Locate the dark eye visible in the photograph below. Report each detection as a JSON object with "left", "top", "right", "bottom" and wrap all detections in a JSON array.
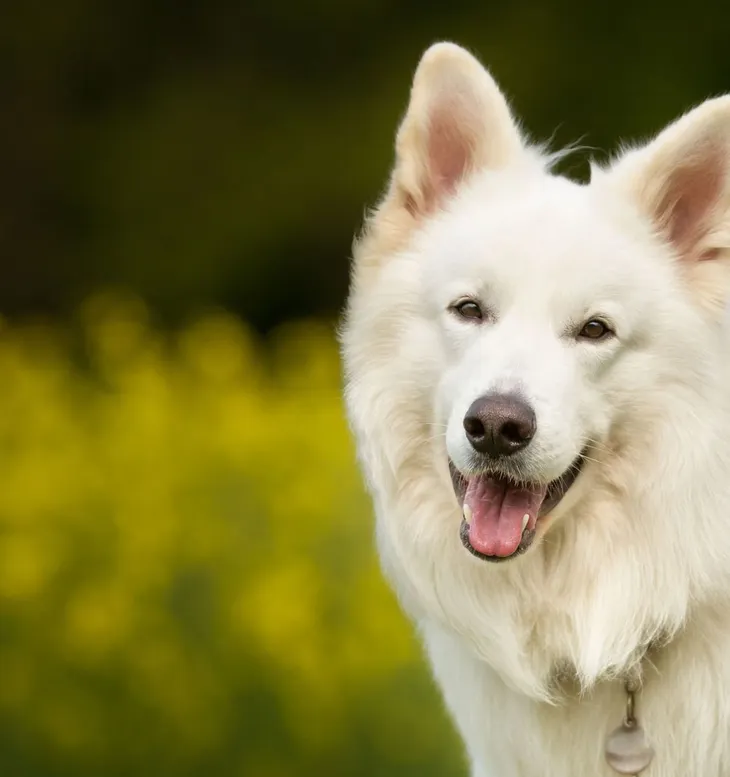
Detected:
[
  {"left": 578, "top": 319, "right": 612, "bottom": 341},
  {"left": 451, "top": 300, "right": 483, "bottom": 322}
]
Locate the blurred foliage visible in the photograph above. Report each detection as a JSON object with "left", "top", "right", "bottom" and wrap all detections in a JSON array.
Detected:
[
  {"left": 3, "top": 0, "right": 730, "bottom": 329},
  {"left": 0, "top": 293, "right": 462, "bottom": 777}
]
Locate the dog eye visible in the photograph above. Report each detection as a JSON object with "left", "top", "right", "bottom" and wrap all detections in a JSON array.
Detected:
[
  {"left": 451, "top": 300, "right": 483, "bottom": 322},
  {"left": 578, "top": 319, "right": 612, "bottom": 341}
]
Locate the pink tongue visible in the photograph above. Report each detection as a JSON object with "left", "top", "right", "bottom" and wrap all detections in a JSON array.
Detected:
[{"left": 464, "top": 476, "right": 548, "bottom": 558}]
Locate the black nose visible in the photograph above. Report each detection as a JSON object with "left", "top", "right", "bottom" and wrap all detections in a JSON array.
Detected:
[{"left": 463, "top": 393, "right": 536, "bottom": 457}]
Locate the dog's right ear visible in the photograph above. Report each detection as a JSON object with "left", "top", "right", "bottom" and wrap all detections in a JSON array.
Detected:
[{"left": 392, "top": 43, "right": 526, "bottom": 219}]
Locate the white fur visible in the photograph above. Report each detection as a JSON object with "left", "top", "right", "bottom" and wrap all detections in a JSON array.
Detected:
[{"left": 342, "top": 42, "right": 730, "bottom": 776}]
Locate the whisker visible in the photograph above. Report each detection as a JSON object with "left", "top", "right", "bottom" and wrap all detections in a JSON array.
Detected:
[{"left": 580, "top": 453, "right": 603, "bottom": 466}]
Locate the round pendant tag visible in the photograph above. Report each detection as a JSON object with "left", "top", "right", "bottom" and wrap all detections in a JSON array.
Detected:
[{"left": 604, "top": 721, "right": 655, "bottom": 775}]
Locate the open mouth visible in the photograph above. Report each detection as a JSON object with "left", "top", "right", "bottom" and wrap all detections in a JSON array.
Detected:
[{"left": 449, "top": 452, "right": 586, "bottom": 562}]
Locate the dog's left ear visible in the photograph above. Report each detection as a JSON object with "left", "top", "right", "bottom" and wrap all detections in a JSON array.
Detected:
[{"left": 605, "top": 97, "right": 730, "bottom": 307}]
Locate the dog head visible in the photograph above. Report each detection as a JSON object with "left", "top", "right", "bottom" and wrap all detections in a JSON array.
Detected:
[{"left": 343, "top": 43, "right": 730, "bottom": 563}]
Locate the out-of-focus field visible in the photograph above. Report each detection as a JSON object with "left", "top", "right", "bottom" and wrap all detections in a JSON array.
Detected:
[{"left": 0, "top": 292, "right": 462, "bottom": 777}]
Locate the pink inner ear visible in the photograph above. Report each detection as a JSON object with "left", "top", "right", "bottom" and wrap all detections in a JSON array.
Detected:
[
  {"left": 660, "top": 149, "right": 724, "bottom": 258},
  {"left": 425, "top": 104, "right": 473, "bottom": 209}
]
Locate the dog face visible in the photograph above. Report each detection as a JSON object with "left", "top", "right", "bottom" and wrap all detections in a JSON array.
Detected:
[
  {"left": 424, "top": 170, "right": 693, "bottom": 560},
  {"left": 344, "top": 43, "right": 730, "bottom": 562}
]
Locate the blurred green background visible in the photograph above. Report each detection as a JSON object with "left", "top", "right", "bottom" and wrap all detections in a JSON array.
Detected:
[{"left": 2, "top": 2, "right": 729, "bottom": 775}]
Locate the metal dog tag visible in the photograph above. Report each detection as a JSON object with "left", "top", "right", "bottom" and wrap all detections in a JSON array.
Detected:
[{"left": 605, "top": 719, "right": 654, "bottom": 775}]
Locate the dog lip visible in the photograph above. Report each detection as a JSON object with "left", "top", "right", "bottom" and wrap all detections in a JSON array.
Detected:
[
  {"left": 459, "top": 520, "right": 536, "bottom": 562},
  {"left": 449, "top": 449, "right": 587, "bottom": 560},
  {"left": 449, "top": 450, "right": 586, "bottom": 514},
  {"left": 538, "top": 451, "right": 586, "bottom": 516}
]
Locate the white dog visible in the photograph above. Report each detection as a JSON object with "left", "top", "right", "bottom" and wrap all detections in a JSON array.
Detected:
[{"left": 341, "top": 42, "right": 730, "bottom": 777}]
